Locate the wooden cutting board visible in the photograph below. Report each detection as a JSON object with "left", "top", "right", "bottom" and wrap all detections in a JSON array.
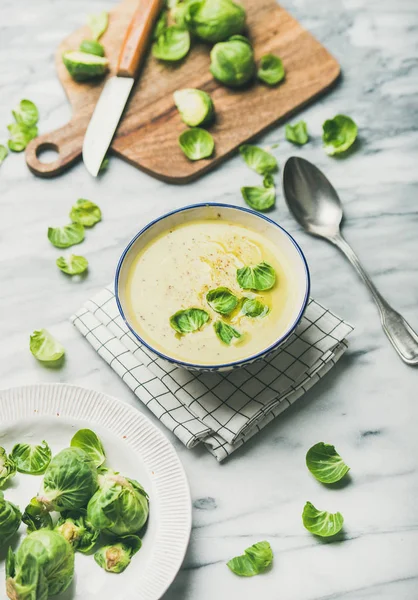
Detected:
[{"left": 26, "top": 0, "right": 339, "bottom": 183}]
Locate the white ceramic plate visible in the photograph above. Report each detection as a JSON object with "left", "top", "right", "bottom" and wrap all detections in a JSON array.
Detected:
[{"left": 0, "top": 384, "right": 191, "bottom": 600}]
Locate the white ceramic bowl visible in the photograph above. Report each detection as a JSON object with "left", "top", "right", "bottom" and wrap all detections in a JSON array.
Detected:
[{"left": 115, "top": 203, "right": 310, "bottom": 372}]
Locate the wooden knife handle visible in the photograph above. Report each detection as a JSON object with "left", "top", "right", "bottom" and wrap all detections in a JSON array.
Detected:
[{"left": 117, "top": 0, "right": 162, "bottom": 78}]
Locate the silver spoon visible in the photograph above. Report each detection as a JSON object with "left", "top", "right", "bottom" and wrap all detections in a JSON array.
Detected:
[{"left": 283, "top": 156, "right": 418, "bottom": 366}]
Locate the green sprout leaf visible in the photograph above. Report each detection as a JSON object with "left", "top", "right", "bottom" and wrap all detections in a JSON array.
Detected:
[
  {"left": 79, "top": 39, "right": 105, "bottom": 57},
  {"left": 154, "top": 10, "right": 168, "bottom": 39},
  {"left": 0, "top": 144, "right": 8, "bottom": 164},
  {"left": 322, "top": 114, "right": 358, "bottom": 155},
  {"left": 241, "top": 185, "right": 275, "bottom": 212},
  {"left": 179, "top": 128, "right": 215, "bottom": 161},
  {"left": 48, "top": 223, "right": 85, "bottom": 248},
  {"left": 30, "top": 329, "right": 65, "bottom": 363},
  {"left": 174, "top": 88, "right": 214, "bottom": 127},
  {"left": 152, "top": 26, "right": 191, "bottom": 61},
  {"left": 241, "top": 297, "right": 269, "bottom": 318},
  {"left": 99, "top": 156, "right": 110, "bottom": 172},
  {"left": 227, "top": 541, "right": 273, "bottom": 576},
  {"left": 71, "top": 429, "right": 106, "bottom": 468},
  {"left": 88, "top": 11, "right": 109, "bottom": 40},
  {"left": 302, "top": 501, "right": 344, "bottom": 537},
  {"left": 184, "top": 0, "right": 246, "bottom": 43},
  {"left": 257, "top": 54, "right": 285, "bottom": 86},
  {"left": 56, "top": 255, "right": 88, "bottom": 276},
  {"left": 70, "top": 198, "right": 102, "bottom": 227},
  {"left": 210, "top": 36, "right": 255, "bottom": 88},
  {"left": 206, "top": 287, "right": 238, "bottom": 315},
  {"left": 170, "top": 308, "right": 210, "bottom": 334},
  {"left": 94, "top": 535, "right": 142, "bottom": 573},
  {"left": 56, "top": 509, "right": 100, "bottom": 553},
  {"left": 0, "top": 491, "right": 22, "bottom": 546},
  {"left": 22, "top": 497, "right": 54, "bottom": 533},
  {"left": 7, "top": 122, "right": 38, "bottom": 152},
  {"left": 285, "top": 121, "right": 309, "bottom": 145},
  {"left": 306, "top": 442, "right": 350, "bottom": 484},
  {"left": 239, "top": 144, "right": 278, "bottom": 175},
  {"left": 263, "top": 173, "right": 274, "bottom": 188},
  {"left": 0, "top": 448, "right": 16, "bottom": 488},
  {"left": 11, "top": 441, "right": 52, "bottom": 475},
  {"left": 12, "top": 99, "right": 39, "bottom": 127},
  {"left": 214, "top": 320, "right": 241, "bottom": 345},
  {"left": 237, "top": 262, "right": 276, "bottom": 291}
]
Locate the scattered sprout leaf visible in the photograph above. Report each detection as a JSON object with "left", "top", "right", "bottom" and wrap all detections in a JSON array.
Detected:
[
  {"left": 88, "top": 11, "right": 109, "bottom": 40},
  {"left": 70, "top": 198, "right": 102, "bottom": 227},
  {"left": 241, "top": 185, "right": 275, "bottom": 212},
  {"left": 239, "top": 144, "right": 277, "bottom": 175},
  {"left": 322, "top": 114, "right": 358, "bottom": 155},
  {"left": 48, "top": 223, "right": 85, "bottom": 248},
  {"left": 71, "top": 429, "right": 106, "bottom": 468},
  {"left": 30, "top": 329, "right": 65, "bottom": 363},
  {"left": 227, "top": 541, "right": 273, "bottom": 576},
  {"left": 179, "top": 128, "right": 214, "bottom": 160},
  {"left": 0, "top": 144, "right": 8, "bottom": 164},
  {"left": 12, "top": 99, "right": 39, "bottom": 127},
  {"left": 306, "top": 442, "right": 350, "bottom": 484},
  {"left": 7, "top": 122, "right": 38, "bottom": 152},
  {"left": 302, "top": 501, "right": 344, "bottom": 537},
  {"left": 285, "top": 120, "right": 309, "bottom": 145},
  {"left": 11, "top": 441, "right": 52, "bottom": 475},
  {"left": 56, "top": 255, "right": 88, "bottom": 276}
]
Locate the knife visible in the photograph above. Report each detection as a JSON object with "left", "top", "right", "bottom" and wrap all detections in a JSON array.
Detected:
[{"left": 83, "top": 0, "right": 162, "bottom": 176}]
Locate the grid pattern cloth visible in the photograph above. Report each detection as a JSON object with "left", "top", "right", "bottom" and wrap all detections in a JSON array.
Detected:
[{"left": 71, "top": 286, "right": 353, "bottom": 461}]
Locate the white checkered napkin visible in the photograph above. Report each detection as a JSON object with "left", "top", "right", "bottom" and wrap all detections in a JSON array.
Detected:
[{"left": 71, "top": 286, "right": 353, "bottom": 462}]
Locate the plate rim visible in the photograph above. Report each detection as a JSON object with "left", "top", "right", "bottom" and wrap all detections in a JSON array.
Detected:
[{"left": 0, "top": 382, "right": 192, "bottom": 600}]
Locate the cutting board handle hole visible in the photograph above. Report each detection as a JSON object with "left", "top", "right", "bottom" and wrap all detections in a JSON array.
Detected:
[{"left": 36, "top": 143, "right": 60, "bottom": 164}]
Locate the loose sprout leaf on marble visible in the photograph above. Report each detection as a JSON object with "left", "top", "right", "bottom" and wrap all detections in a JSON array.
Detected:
[
  {"left": 213, "top": 320, "right": 241, "bottom": 345},
  {"left": 241, "top": 297, "right": 269, "bottom": 318},
  {"left": 0, "top": 144, "right": 8, "bottom": 164},
  {"left": 79, "top": 39, "right": 105, "bottom": 57},
  {"left": 302, "top": 501, "right": 344, "bottom": 537},
  {"left": 0, "top": 491, "right": 22, "bottom": 547},
  {"left": 48, "top": 223, "right": 85, "bottom": 248},
  {"left": 210, "top": 36, "right": 255, "bottom": 88},
  {"left": 206, "top": 287, "right": 238, "bottom": 315},
  {"left": 306, "top": 442, "right": 350, "bottom": 484},
  {"left": 184, "top": 0, "right": 246, "bottom": 43},
  {"left": 178, "top": 128, "right": 215, "bottom": 161},
  {"left": 237, "top": 262, "right": 276, "bottom": 291},
  {"left": 0, "top": 448, "right": 16, "bottom": 488},
  {"left": 94, "top": 535, "right": 142, "bottom": 573},
  {"left": 170, "top": 308, "right": 210, "bottom": 334},
  {"left": 263, "top": 174, "right": 275, "bottom": 188},
  {"left": 241, "top": 185, "right": 275, "bottom": 212},
  {"left": 71, "top": 429, "right": 106, "bottom": 468},
  {"left": 239, "top": 144, "right": 278, "bottom": 175},
  {"left": 285, "top": 120, "right": 309, "bottom": 145},
  {"left": 7, "top": 122, "right": 38, "bottom": 152},
  {"left": 70, "top": 199, "right": 102, "bottom": 227},
  {"left": 88, "top": 11, "right": 109, "bottom": 40},
  {"left": 227, "top": 541, "right": 273, "bottom": 576},
  {"left": 56, "top": 255, "right": 88, "bottom": 276},
  {"left": 257, "top": 54, "right": 285, "bottom": 86},
  {"left": 173, "top": 88, "right": 214, "bottom": 127},
  {"left": 152, "top": 26, "right": 191, "bottom": 61},
  {"left": 11, "top": 441, "right": 52, "bottom": 475},
  {"left": 12, "top": 99, "right": 39, "bottom": 127},
  {"left": 30, "top": 329, "right": 65, "bottom": 363},
  {"left": 22, "top": 497, "right": 53, "bottom": 533},
  {"left": 322, "top": 114, "right": 358, "bottom": 155}
]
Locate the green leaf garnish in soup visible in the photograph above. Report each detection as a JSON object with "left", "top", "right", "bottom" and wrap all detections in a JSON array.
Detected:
[
  {"left": 173, "top": 88, "right": 214, "bottom": 127},
  {"left": 30, "top": 329, "right": 65, "bottom": 363},
  {"left": 88, "top": 11, "right": 109, "bottom": 40},
  {"left": 257, "top": 54, "right": 285, "bottom": 86},
  {"left": 22, "top": 497, "right": 53, "bottom": 533},
  {"left": 56, "top": 255, "right": 88, "bottom": 276},
  {"left": 152, "top": 26, "right": 191, "bottom": 61},
  {"left": 206, "top": 287, "right": 238, "bottom": 315},
  {"left": 285, "top": 120, "right": 309, "bottom": 145},
  {"left": 48, "top": 223, "right": 85, "bottom": 248},
  {"left": 241, "top": 185, "right": 275, "bottom": 212},
  {"left": 170, "top": 308, "right": 210, "bottom": 334},
  {"left": 0, "top": 448, "right": 16, "bottom": 487},
  {"left": 306, "top": 442, "right": 350, "bottom": 484},
  {"left": 71, "top": 429, "right": 106, "bottom": 468},
  {"left": 12, "top": 99, "right": 39, "bottom": 127},
  {"left": 322, "top": 114, "right": 358, "bottom": 156},
  {"left": 241, "top": 297, "right": 269, "bottom": 318},
  {"left": 79, "top": 39, "right": 105, "bottom": 57},
  {"left": 302, "top": 501, "right": 344, "bottom": 537},
  {"left": 11, "top": 441, "right": 52, "bottom": 475},
  {"left": 70, "top": 199, "right": 102, "bottom": 227},
  {"left": 179, "top": 128, "right": 215, "bottom": 161},
  {"left": 227, "top": 541, "right": 273, "bottom": 576},
  {"left": 0, "top": 144, "right": 8, "bottom": 164},
  {"left": 237, "top": 262, "right": 276, "bottom": 291},
  {"left": 239, "top": 144, "right": 278, "bottom": 175},
  {"left": 214, "top": 320, "right": 241, "bottom": 345}
]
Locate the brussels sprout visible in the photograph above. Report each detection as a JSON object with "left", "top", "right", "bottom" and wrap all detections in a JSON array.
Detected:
[
  {"left": 22, "top": 498, "right": 53, "bottom": 533},
  {"left": 178, "top": 128, "right": 215, "bottom": 160},
  {"left": 210, "top": 36, "right": 255, "bottom": 87},
  {"left": 184, "top": 0, "right": 246, "bottom": 43},
  {"left": 87, "top": 470, "right": 149, "bottom": 536},
  {"left": 152, "top": 26, "right": 191, "bottom": 62},
  {"left": 174, "top": 89, "right": 214, "bottom": 127},
  {"left": 79, "top": 39, "right": 105, "bottom": 57},
  {"left": 6, "top": 530, "right": 75, "bottom": 599},
  {"left": 56, "top": 509, "right": 99, "bottom": 553},
  {"left": 38, "top": 447, "right": 98, "bottom": 512},
  {"left": 0, "top": 447, "right": 16, "bottom": 487},
  {"left": 94, "top": 535, "right": 142, "bottom": 573},
  {"left": 62, "top": 51, "right": 109, "bottom": 81},
  {"left": 0, "top": 491, "right": 21, "bottom": 546}
]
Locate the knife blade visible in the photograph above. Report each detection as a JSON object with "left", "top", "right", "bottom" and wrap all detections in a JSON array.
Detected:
[{"left": 83, "top": 0, "right": 162, "bottom": 176}]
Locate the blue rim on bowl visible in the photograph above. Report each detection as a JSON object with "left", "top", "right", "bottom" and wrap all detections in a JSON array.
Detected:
[{"left": 115, "top": 203, "right": 311, "bottom": 371}]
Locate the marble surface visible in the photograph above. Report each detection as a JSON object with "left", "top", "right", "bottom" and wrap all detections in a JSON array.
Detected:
[{"left": 1, "top": 0, "right": 418, "bottom": 598}]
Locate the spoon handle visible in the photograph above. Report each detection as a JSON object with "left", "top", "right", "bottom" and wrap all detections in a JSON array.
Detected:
[{"left": 330, "top": 232, "right": 418, "bottom": 365}]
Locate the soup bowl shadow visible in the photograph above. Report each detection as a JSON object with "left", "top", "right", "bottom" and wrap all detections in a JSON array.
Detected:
[{"left": 115, "top": 203, "right": 310, "bottom": 373}]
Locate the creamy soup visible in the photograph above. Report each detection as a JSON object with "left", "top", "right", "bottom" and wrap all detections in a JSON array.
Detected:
[{"left": 125, "top": 219, "right": 300, "bottom": 365}]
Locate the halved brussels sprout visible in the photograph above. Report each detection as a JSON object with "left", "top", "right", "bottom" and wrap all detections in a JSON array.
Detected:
[
  {"left": 87, "top": 470, "right": 149, "bottom": 536},
  {"left": 0, "top": 491, "right": 21, "bottom": 547},
  {"left": 210, "top": 35, "right": 255, "bottom": 87},
  {"left": 152, "top": 26, "right": 191, "bottom": 62},
  {"left": 0, "top": 447, "right": 16, "bottom": 487},
  {"left": 173, "top": 89, "right": 214, "bottom": 127},
  {"left": 62, "top": 51, "right": 109, "bottom": 81},
  {"left": 6, "top": 530, "right": 75, "bottom": 599},
  {"left": 94, "top": 535, "right": 142, "bottom": 573},
  {"left": 55, "top": 509, "right": 99, "bottom": 553},
  {"left": 184, "top": 0, "right": 246, "bottom": 43}
]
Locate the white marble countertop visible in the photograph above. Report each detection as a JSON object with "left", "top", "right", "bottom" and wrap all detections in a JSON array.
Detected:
[{"left": 1, "top": 0, "right": 418, "bottom": 598}]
